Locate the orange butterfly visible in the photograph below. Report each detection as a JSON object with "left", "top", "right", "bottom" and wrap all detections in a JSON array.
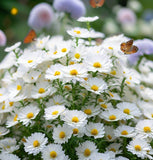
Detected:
[
  {"left": 120, "top": 39, "right": 138, "bottom": 54},
  {"left": 24, "top": 29, "right": 36, "bottom": 43},
  {"left": 90, "top": 0, "right": 105, "bottom": 8}
]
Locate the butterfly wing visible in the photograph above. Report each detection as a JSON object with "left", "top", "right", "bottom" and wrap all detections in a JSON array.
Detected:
[
  {"left": 24, "top": 29, "right": 36, "bottom": 43},
  {"left": 124, "top": 45, "right": 138, "bottom": 54},
  {"left": 120, "top": 39, "right": 134, "bottom": 53},
  {"left": 90, "top": 0, "right": 105, "bottom": 8}
]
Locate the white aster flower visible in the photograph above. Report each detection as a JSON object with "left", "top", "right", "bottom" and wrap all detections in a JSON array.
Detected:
[
  {"left": 77, "top": 16, "right": 99, "bottom": 22},
  {"left": 127, "top": 138, "right": 151, "bottom": 159},
  {"left": 18, "top": 104, "right": 40, "bottom": 126},
  {"left": 52, "top": 124, "right": 73, "bottom": 144},
  {"left": 135, "top": 120, "right": 153, "bottom": 139},
  {"left": 116, "top": 102, "right": 142, "bottom": 120},
  {"left": 114, "top": 125, "right": 136, "bottom": 138},
  {"left": 45, "top": 95, "right": 65, "bottom": 106},
  {"left": 61, "top": 110, "right": 87, "bottom": 128},
  {"left": 24, "top": 132, "right": 48, "bottom": 155},
  {"left": 0, "top": 153, "right": 20, "bottom": 160},
  {"left": 89, "top": 152, "right": 111, "bottom": 160},
  {"left": 4, "top": 42, "right": 21, "bottom": 52},
  {"left": 84, "top": 51, "right": 112, "bottom": 73},
  {"left": 76, "top": 141, "right": 98, "bottom": 160},
  {"left": 6, "top": 110, "right": 19, "bottom": 128},
  {"left": 30, "top": 81, "right": 56, "bottom": 99},
  {"left": 99, "top": 108, "right": 123, "bottom": 122},
  {"left": 44, "top": 105, "right": 65, "bottom": 120},
  {"left": 107, "top": 143, "right": 122, "bottom": 154},
  {"left": 0, "top": 138, "right": 19, "bottom": 153},
  {"left": 105, "top": 126, "right": 116, "bottom": 142},
  {"left": 138, "top": 86, "right": 153, "bottom": 101},
  {"left": 34, "top": 36, "right": 50, "bottom": 49},
  {"left": 0, "top": 127, "right": 9, "bottom": 136},
  {"left": 41, "top": 144, "right": 66, "bottom": 160},
  {"left": 85, "top": 122, "right": 105, "bottom": 139},
  {"left": 45, "top": 64, "right": 64, "bottom": 80},
  {"left": 82, "top": 104, "right": 101, "bottom": 118},
  {"left": 71, "top": 126, "right": 85, "bottom": 137},
  {"left": 0, "top": 88, "right": 8, "bottom": 103},
  {"left": 81, "top": 77, "right": 108, "bottom": 94}
]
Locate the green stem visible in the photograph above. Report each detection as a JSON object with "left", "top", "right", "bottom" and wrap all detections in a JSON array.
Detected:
[{"left": 120, "top": 77, "right": 126, "bottom": 97}]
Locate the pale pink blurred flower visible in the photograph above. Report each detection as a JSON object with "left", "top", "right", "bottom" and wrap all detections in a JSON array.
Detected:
[
  {"left": 117, "top": 8, "right": 136, "bottom": 25},
  {"left": 0, "top": 30, "right": 6, "bottom": 46},
  {"left": 28, "top": 3, "right": 54, "bottom": 30}
]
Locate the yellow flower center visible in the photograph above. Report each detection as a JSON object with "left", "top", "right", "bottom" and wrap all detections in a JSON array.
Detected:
[
  {"left": 21, "top": 138, "right": 26, "bottom": 142},
  {"left": 110, "top": 70, "right": 116, "bottom": 75},
  {"left": 129, "top": 76, "right": 132, "bottom": 80},
  {"left": 98, "top": 98, "right": 104, "bottom": 102},
  {"left": 61, "top": 48, "right": 67, "bottom": 52},
  {"left": 91, "top": 85, "right": 99, "bottom": 91},
  {"left": 108, "top": 47, "right": 113, "bottom": 49},
  {"left": 74, "top": 30, "right": 81, "bottom": 34},
  {"left": 121, "top": 130, "right": 128, "bottom": 135},
  {"left": 2, "top": 105, "right": 5, "bottom": 110},
  {"left": 53, "top": 51, "right": 58, "bottom": 54},
  {"left": 9, "top": 102, "right": 14, "bottom": 106},
  {"left": 38, "top": 88, "right": 45, "bottom": 94},
  {"left": 110, "top": 148, "right": 116, "bottom": 152},
  {"left": 143, "top": 126, "right": 151, "bottom": 133},
  {"left": 91, "top": 129, "right": 98, "bottom": 135},
  {"left": 54, "top": 71, "right": 61, "bottom": 76},
  {"left": 74, "top": 53, "right": 80, "bottom": 59},
  {"left": 109, "top": 92, "right": 114, "bottom": 97},
  {"left": 84, "top": 109, "right": 92, "bottom": 115},
  {"left": 73, "top": 128, "right": 79, "bottom": 134},
  {"left": 109, "top": 115, "right": 116, "bottom": 120},
  {"left": 107, "top": 135, "right": 112, "bottom": 140},
  {"left": 10, "top": 7, "right": 18, "bottom": 15},
  {"left": 125, "top": 80, "right": 131, "bottom": 85},
  {"left": 100, "top": 104, "right": 107, "bottom": 109},
  {"left": 93, "top": 62, "right": 101, "bottom": 68},
  {"left": 27, "top": 60, "right": 33, "bottom": 63},
  {"left": 70, "top": 69, "right": 78, "bottom": 76},
  {"left": 27, "top": 112, "right": 34, "bottom": 119},
  {"left": 13, "top": 114, "right": 18, "bottom": 121},
  {"left": 50, "top": 151, "right": 57, "bottom": 158},
  {"left": 17, "top": 85, "right": 22, "bottom": 90},
  {"left": 59, "top": 131, "right": 65, "bottom": 139},
  {"left": 33, "top": 140, "right": 40, "bottom": 147},
  {"left": 0, "top": 93, "right": 2, "bottom": 96},
  {"left": 69, "top": 61, "right": 75, "bottom": 65},
  {"left": 134, "top": 145, "right": 141, "bottom": 151},
  {"left": 52, "top": 111, "right": 59, "bottom": 115},
  {"left": 123, "top": 108, "right": 130, "bottom": 115},
  {"left": 84, "top": 148, "right": 91, "bottom": 157},
  {"left": 72, "top": 116, "right": 79, "bottom": 123}
]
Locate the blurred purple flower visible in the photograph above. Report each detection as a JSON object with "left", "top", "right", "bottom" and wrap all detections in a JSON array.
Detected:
[
  {"left": 143, "top": 10, "right": 153, "bottom": 22},
  {"left": 28, "top": 3, "right": 54, "bottom": 30},
  {"left": 0, "top": 30, "right": 7, "bottom": 46},
  {"left": 117, "top": 8, "right": 136, "bottom": 25},
  {"left": 53, "top": 0, "right": 86, "bottom": 19},
  {"left": 128, "top": 39, "right": 153, "bottom": 65}
]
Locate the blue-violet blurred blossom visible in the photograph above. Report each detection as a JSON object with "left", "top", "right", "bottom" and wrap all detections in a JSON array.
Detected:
[
  {"left": 28, "top": 3, "right": 54, "bottom": 30},
  {"left": 53, "top": 0, "right": 86, "bottom": 19},
  {"left": 0, "top": 30, "right": 6, "bottom": 46},
  {"left": 128, "top": 39, "right": 153, "bottom": 65}
]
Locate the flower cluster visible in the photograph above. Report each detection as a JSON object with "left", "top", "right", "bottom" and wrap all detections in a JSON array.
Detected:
[{"left": 0, "top": 17, "right": 153, "bottom": 160}]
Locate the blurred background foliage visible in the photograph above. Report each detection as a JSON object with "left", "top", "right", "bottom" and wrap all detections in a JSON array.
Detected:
[{"left": 0, "top": 0, "right": 153, "bottom": 60}]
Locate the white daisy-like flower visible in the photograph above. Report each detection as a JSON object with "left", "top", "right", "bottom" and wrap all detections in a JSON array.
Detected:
[
  {"left": 46, "top": 95, "right": 65, "bottom": 106},
  {"left": 6, "top": 110, "right": 19, "bottom": 128},
  {"left": 4, "top": 42, "right": 21, "bottom": 52},
  {"left": 71, "top": 126, "right": 85, "bottom": 137},
  {"left": 0, "top": 153, "right": 20, "bottom": 160},
  {"left": 0, "top": 88, "right": 8, "bottom": 103},
  {"left": 84, "top": 51, "right": 112, "bottom": 73},
  {"left": 81, "top": 77, "right": 108, "bottom": 94},
  {"left": 30, "top": 81, "right": 56, "bottom": 99},
  {"left": 61, "top": 110, "right": 87, "bottom": 128},
  {"left": 0, "top": 101, "right": 13, "bottom": 113},
  {"left": 89, "top": 152, "right": 111, "bottom": 160},
  {"left": 24, "top": 132, "right": 48, "bottom": 155},
  {"left": 116, "top": 156, "right": 129, "bottom": 160},
  {"left": 76, "top": 141, "right": 98, "bottom": 160},
  {"left": 114, "top": 125, "right": 136, "bottom": 138},
  {"left": 34, "top": 36, "right": 50, "bottom": 49},
  {"left": 116, "top": 102, "right": 142, "bottom": 120},
  {"left": 85, "top": 122, "right": 105, "bottom": 139},
  {"left": 135, "top": 120, "right": 153, "bottom": 139},
  {"left": 106, "top": 143, "right": 122, "bottom": 154},
  {"left": 44, "top": 105, "right": 65, "bottom": 120},
  {"left": 82, "top": 104, "right": 101, "bottom": 118},
  {"left": 45, "top": 64, "right": 64, "bottom": 80},
  {"left": 41, "top": 143, "right": 67, "bottom": 160},
  {"left": 99, "top": 108, "right": 123, "bottom": 122},
  {"left": 127, "top": 138, "right": 151, "bottom": 159},
  {"left": 99, "top": 102, "right": 114, "bottom": 110},
  {"left": 0, "top": 138, "right": 19, "bottom": 153},
  {"left": 77, "top": 16, "right": 99, "bottom": 22},
  {"left": 88, "top": 29, "right": 105, "bottom": 38},
  {"left": 18, "top": 104, "right": 40, "bottom": 126},
  {"left": 138, "top": 86, "right": 153, "bottom": 101},
  {"left": 52, "top": 124, "right": 73, "bottom": 144},
  {"left": 105, "top": 126, "right": 116, "bottom": 142},
  {"left": 62, "top": 63, "right": 88, "bottom": 81},
  {"left": 0, "top": 127, "right": 9, "bottom": 136}
]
